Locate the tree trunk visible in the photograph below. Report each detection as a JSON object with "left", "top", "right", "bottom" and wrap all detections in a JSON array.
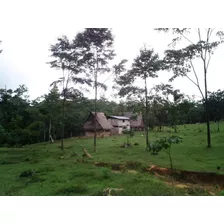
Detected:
[
  {"left": 82, "top": 148, "right": 92, "bottom": 158},
  {"left": 94, "top": 54, "right": 98, "bottom": 152},
  {"left": 217, "top": 120, "right": 220, "bottom": 132},
  {"left": 168, "top": 149, "right": 174, "bottom": 187},
  {"left": 61, "top": 97, "right": 65, "bottom": 151},
  {"left": 187, "top": 112, "right": 190, "bottom": 124},
  {"left": 43, "top": 127, "right": 46, "bottom": 142},
  {"left": 204, "top": 60, "right": 211, "bottom": 148},
  {"left": 144, "top": 76, "right": 149, "bottom": 149},
  {"left": 49, "top": 117, "right": 54, "bottom": 143}
]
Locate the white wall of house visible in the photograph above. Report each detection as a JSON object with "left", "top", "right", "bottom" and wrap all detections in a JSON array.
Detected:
[
  {"left": 108, "top": 118, "right": 130, "bottom": 130},
  {"left": 111, "top": 127, "right": 123, "bottom": 135}
]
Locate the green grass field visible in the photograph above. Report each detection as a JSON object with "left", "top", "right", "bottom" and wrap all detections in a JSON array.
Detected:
[{"left": 1, "top": 122, "right": 224, "bottom": 196}]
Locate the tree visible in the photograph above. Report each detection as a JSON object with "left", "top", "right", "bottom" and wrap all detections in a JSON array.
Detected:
[
  {"left": 75, "top": 28, "right": 115, "bottom": 152},
  {"left": 149, "top": 94, "right": 169, "bottom": 131},
  {"left": 147, "top": 135, "right": 183, "bottom": 186},
  {"left": 48, "top": 35, "right": 92, "bottom": 151},
  {"left": 152, "top": 84, "right": 184, "bottom": 132},
  {"left": 122, "top": 129, "right": 135, "bottom": 147},
  {"left": 42, "top": 84, "right": 61, "bottom": 143},
  {"left": 207, "top": 89, "right": 224, "bottom": 132},
  {"left": 157, "top": 28, "right": 224, "bottom": 148},
  {"left": 0, "top": 85, "right": 34, "bottom": 146},
  {"left": 178, "top": 98, "right": 196, "bottom": 124},
  {"left": 115, "top": 47, "right": 162, "bottom": 149}
]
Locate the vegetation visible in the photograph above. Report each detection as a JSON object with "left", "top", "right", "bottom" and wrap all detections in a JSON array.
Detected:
[
  {"left": 1, "top": 84, "right": 224, "bottom": 148},
  {"left": 0, "top": 123, "right": 224, "bottom": 196},
  {"left": 1, "top": 28, "right": 224, "bottom": 196},
  {"left": 122, "top": 129, "right": 135, "bottom": 147},
  {"left": 147, "top": 135, "right": 183, "bottom": 186},
  {"left": 75, "top": 28, "right": 115, "bottom": 152},
  {"left": 114, "top": 47, "right": 163, "bottom": 148},
  {"left": 48, "top": 35, "right": 93, "bottom": 151},
  {"left": 158, "top": 28, "right": 224, "bottom": 148}
]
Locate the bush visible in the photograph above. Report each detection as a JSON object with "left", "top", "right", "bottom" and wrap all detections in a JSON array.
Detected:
[
  {"left": 19, "top": 169, "right": 36, "bottom": 178},
  {"left": 101, "top": 168, "right": 111, "bottom": 179}
]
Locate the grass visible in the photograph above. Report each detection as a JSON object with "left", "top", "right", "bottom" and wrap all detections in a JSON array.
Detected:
[{"left": 0, "top": 122, "right": 224, "bottom": 196}]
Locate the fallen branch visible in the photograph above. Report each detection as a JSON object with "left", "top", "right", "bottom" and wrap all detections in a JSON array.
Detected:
[{"left": 82, "top": 148, "right": 92, "bottom": 158}]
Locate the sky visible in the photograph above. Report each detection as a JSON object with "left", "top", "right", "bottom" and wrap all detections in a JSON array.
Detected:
[{"left": 1, "top": 0, "right": 224, "bottom": 102}]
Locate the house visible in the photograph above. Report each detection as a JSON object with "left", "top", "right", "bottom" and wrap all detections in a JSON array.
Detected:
[
  {"left": 107, "top": 116, "right": 130, "bottom": 135},
  {"left": 123, "top": 112, "right": 145, "bottom": 131},
  {"left": 83, "top": 112, "right": 113, "bottom": 137}
]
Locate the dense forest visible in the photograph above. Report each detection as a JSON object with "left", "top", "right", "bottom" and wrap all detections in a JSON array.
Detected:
[{"left": 0, "top": 83, "right": 224, "bottom": 147}]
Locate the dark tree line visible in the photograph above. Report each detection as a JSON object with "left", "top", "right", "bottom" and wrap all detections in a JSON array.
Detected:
[
  {"left": 0, "top": 84, "right": 125, "bottom": 147},
  {"left": 1, "top": 83, "right": 223, "bottom": 147}
]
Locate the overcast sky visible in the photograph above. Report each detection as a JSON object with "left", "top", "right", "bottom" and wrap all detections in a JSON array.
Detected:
[{"left": 1, "top": 0, "right": 224, "bottom": 102}]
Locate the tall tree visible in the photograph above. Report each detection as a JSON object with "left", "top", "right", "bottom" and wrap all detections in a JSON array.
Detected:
[
  {"left": 75, "top": 28, "right": 115, "bottom": 152},
  {"left": 49, "top": 35, "right": 92, "bottom": 151},
  {"left": 42, "top": 84, "right": 61, "bottom": 143},
  {"left": 115, "top": 47, "right": 162, "bottom": 148},
  {"left": 157, "top": 28, "right": 224, "bottom": 148}
]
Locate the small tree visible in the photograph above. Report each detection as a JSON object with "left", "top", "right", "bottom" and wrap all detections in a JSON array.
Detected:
[
  {"left": 122, "top": 129, "right": 135, "bottom": 147},
  {"left": 147, "top": 136, "right": 182, "bottom": 185}
]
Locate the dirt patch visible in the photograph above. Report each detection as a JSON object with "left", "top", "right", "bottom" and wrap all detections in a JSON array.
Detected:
[
  {"left": 93, "top": 161, "right": 224, "bottom": 190},
  {"left": 94, "top": 162, "right": 125, "bottom": 171},
  {"left": 147, "top": 165, "right": 224, "bottom": 187}
]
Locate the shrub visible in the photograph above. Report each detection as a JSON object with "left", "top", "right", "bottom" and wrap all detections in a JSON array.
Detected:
[{"left": 19, "top": 169, "right": 36, "bottom": 178}]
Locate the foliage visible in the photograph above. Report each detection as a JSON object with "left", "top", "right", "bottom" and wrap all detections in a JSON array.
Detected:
[
  {"left": 158, "top": 28, "right": 224, "bottom": 148},
  {"left": 114, "top": 47, "right": 163, "bottom": 148},
  {"left": 122, "top": 129, "right": 135, "bottom": 145},
  {"left": 75, "top": 28, "right": 115, "bottom": 152},
  {"left": 0, "top": 127, "right": 222, "bottom": 196},
  {"left": 207, "top": 89, "right": 224, "bottom": 131},
  {"left": 48, "top": 34, "right": 95, "bottom": 150},
  {"left": 147, "top": 135, "right": 183, "bottom": 186},
  {"left": 147, "top": 136, "right": 182, "bottom": 155}
]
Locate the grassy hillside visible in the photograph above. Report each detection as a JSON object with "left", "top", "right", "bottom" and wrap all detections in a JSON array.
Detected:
[{"left": 0, "top": 122, "right": 224, "bottom": 196}]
